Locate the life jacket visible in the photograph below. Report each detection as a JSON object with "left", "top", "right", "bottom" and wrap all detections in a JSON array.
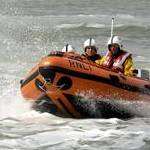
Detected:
[{"left": 102, "top": 50, "right": 131, "bottom": 73}]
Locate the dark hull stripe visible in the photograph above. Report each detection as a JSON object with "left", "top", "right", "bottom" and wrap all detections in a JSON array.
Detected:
[
  {"left": 37, "top": 94, "right": 51, "bottom": 101},
  {"left": 47, "top": 66, "right": 150, "bottom": 95},
  {"left": 57, "top": 98, "right": 75, "bottom": 118},
  {"left": 36, "top": 94, "right": 76, "bottom": 117},
  {"left": 21, "top": 66, "right": 150, "bottom": 95},
  {"left": 20, "top": 70, "right": 39, "bottom": 88}
]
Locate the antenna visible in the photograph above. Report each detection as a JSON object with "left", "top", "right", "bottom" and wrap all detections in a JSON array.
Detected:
[
  {"left": 66, "top": 44, "right": 69, "bottom": 52},
  {"left": 111, "top": 18, "right": 114, "bottom": 38}
]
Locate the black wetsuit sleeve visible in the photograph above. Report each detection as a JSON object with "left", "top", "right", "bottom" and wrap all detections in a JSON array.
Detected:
[
  {"left": 81, "top": 53, "right": 101, "bottom": 62},
  {"left": 89, "top": 54, "right": 101, "bottom": 62}
]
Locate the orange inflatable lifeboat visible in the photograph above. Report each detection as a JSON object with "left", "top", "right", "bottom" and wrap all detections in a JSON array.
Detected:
[{"left": 20, "top": 51, "right": 150, "bottom": 118}]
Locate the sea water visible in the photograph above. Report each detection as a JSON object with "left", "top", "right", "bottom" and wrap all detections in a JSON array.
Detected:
[{"left": 0, "top": 0, "right": 150, "bottom": 149}]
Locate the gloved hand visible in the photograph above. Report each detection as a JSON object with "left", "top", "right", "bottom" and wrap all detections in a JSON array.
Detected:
[
  {"left": 133, "top": 69, "right": 138, "bottom": 76},
  {"left": 133, "top": 69, "right": 138, "bottom": 74}
]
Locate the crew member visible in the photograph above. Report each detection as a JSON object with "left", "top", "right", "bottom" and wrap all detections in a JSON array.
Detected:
[
  {"left": 96, "top": 36, "right": 135, "bottom": 76},
  {"left": 82, "top": 38, "right": 101, "bottom": 62}
]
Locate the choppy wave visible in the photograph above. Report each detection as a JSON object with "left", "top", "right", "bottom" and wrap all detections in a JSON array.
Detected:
[
  {"left": 0, "top": 113, "right": 121, "bottom": 149},
  {"left": 56, "top": 23, "right": 107, "bottom": 29},
  {"left": 0, "top": 113, "right": 150, "bottom": 150},
  {"left": 56, "top": 22, "right": 150, "bottom": 32}
]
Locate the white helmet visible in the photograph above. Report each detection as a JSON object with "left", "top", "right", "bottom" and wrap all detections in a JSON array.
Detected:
[
  {"left": 107, "top": 36, "right": 122, "bottom": 47},
  {"left": 62, "top": 44, "right": 75, "bottom": 53},
  {"left": 84, "top": 38, "right": 96, "bottom": 48}
]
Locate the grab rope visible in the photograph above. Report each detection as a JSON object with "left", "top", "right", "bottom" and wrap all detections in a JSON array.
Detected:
[{"left": 38, "top": 76, "right": 65, "bottom": 93}]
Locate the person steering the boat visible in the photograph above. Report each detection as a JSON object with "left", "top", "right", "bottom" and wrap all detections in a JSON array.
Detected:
[
  {"left": 96, "top": 36, "right": 135, "bottom": 76},
  {"left": 62, "top": 44, "right": 77, "bottom": 54},
  {"left": 82, "top": 38, "right": 101, "bottom": 62}
]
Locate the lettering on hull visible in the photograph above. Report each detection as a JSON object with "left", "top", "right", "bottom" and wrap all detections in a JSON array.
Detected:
[{"left": 69, "top": 60, "right": 92, "bottom": 71}]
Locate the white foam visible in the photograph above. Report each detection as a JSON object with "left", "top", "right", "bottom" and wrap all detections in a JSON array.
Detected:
[
  {"left": 56, "top": 23, "right": 84, "bottom": 29},
  {"left": 0, "top": 88, "right": 32, "bottom": 120},
  {"left": 116, "top": 14, "right": 135, "bottom": 19},
  {"left": 85, "top": 23, "right": 106, "bottom": 28},
  {"left": 56, "top": 22, "right": 107, "bottom": 29}
]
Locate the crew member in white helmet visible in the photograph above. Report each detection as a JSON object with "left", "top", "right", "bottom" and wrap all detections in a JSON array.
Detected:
[
  {"left": 62, "top": 44, "right": 77, "bottom": 53},
  {"left": 96, "top": 35, "right": 135, "bottom": 76},
  {"left": 82, "top": 38, "right": 101, "bottom": 62}
]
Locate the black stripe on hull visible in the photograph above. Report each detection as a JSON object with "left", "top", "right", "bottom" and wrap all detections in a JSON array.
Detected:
[
  {"left": 20, "top": 70, "right": 39, "bottom": 88},
  {"left": 20, "top": 65, "right": 150, "bottom": 95},
  {"left": 33, "top": 95, "right": 76, "bottom": 118},
  {"left": 44, "top": 66, "right": 150, "bottom": 95},
  {"left": 57, "top": 98, "right": 76, "bottom": 118}
]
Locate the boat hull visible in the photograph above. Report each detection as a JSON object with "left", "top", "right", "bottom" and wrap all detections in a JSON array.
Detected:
[{"left": 20, "top": 52, "right": 150, "bottom": 118}]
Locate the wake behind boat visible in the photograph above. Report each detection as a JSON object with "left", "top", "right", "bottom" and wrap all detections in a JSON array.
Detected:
[{"left": 20, "top": 51, "right": 150, "bottom": 118}]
